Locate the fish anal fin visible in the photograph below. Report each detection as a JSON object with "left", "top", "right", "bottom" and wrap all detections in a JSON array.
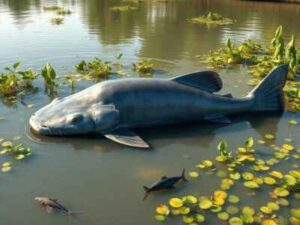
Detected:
[
  {"left": 171, "top": 71, "right": 222, "bottom": 93},
  {"left": 161, "top": 176, "right": 168, "bottom": 180},
  {"left": 204, "top": 114, "right": 231, "bottom": 124},
  {"left": 102, "top": 129, "right": 150, "bottom": 148}
]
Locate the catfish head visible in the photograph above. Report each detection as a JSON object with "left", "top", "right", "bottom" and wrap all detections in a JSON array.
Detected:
[{"left": 29, "top": 96, "right": 119, "bottom": 136}]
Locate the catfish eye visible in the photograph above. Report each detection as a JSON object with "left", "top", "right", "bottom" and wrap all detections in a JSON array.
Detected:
[{"left": 71, "top": 115, "right": 83, "bottom": 124}]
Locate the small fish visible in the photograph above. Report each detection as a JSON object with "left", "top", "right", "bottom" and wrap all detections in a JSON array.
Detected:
[
  {"left": 143, "top": 169, "right": 188, "bottom": 200},
  {"left": 35, "top": 197, "right": 74, "bottom": 215}
]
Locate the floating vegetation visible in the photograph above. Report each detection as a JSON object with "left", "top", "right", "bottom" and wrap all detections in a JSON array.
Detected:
[
  {"left": 50, "top": 17, "right": 64, "bottom": 25},
  {"left": 154, "top": 136, "right": 300, "bottom": 225},
  {"left": 110, "top": 5, "right": 138, "bottom": 11},
  {"left": 133, "top": 59, "right": 154, "bottom": 75},
  {"left": 121, "top": 0, "right": 142, "bottom": 3},
  {"left": 41, "top": 63, "right": 57, "bottom": 94},
  {"left": 75, "top": 58, "right": 112, "bottom": 79},
  {"left": 0, "top": 62, "right": 38, "bottom": 104},
  {"left": 56, "top": 8, "right": 72, "bottom": 15},
  {"left": 201, "top": 25, "right": 300, "bottom": 111},
  {"left": 0, "top": 139, "right": 31, "bottom": 173},
  {"left": 43, "top": 5, "right": 62, "bottom": 11},
  {"left": 190, "top": 12, "right": 234, "bottom": 26}
]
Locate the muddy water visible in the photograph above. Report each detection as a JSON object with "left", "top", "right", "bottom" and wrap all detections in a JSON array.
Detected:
[{"left": 0, "top": 0, "right": 299, "bottom": 225}]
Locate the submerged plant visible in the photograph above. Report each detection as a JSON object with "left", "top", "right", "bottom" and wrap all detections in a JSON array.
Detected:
[
  {"left": 75, "top": 58, "right": 112, "bottom": 79},
  {"left": 133, "top": 59, "right": 154, "bottom": 74},
  {"left": 190, "top": 12, "right": 234, "bottom": 26}
]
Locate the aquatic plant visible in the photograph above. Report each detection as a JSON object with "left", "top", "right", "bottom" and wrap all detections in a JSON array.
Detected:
[
  {"left": 0, "top": 62, "right": 37, "bottom": 98},
  {"left": 43, "top": 5, "right": 62, "bottom": 11},
  {"left": 110, "top": 5, "right": 138, "bottom": 11},
  {"left": 190, "top": 12, "right": 234, "bottom": 26},
  {"left": 153, "top": 136, "right": 300, "bottom": 225},
  {"left": 41, "top": 63, "right": 57, "bottom": 92},
  {"left": 121, "top": 0, "right": 141, "bottom": 3},
  {"left": 56, "top": 8, "right": 72, "bottom": 15},
  {"left": 203, "top": 39, "right": 260, "bottom": 68},
  {"left": 50, "top": 17, "right": 64, "bottom": 25},
  {"left": 75, "top": 58, "right": 112, "bottom": 79},
  {"left": 133, "top": 59, "right": 154, "bottom": 74},
  {"left": 0, "top": 139, "right": 31, "bottom": 173}
]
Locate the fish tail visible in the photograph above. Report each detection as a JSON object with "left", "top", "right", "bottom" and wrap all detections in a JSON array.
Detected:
[
  {"left": 247, "top": 64, "right": 288, "bottom": 112},
  {"left": 142, "top": 192, "right": 149, "bottom": 201},
  {"left": 181, "top": 168, "right": 188, "bottom": 182}
]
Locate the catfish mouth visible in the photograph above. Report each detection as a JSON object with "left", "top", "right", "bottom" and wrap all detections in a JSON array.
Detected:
[{"left": 29, "top": 114, "right": 53, "bottom": 135}]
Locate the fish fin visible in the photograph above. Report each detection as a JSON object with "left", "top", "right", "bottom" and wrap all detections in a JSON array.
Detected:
[
  {"left": 142, "top": 192, "right": 149, "bottom": 201},
  {"left": 171, "top": 71, "right": 222, "bottom": 93},
  {"left": 161, "top": 176, "right": 168, "bottom": 180},
  {"left": 46, "top": 206, "right": 54, "bottom": 213},
  {"left": 102, "top": 129, "right": 150, "bottom": 148},
  {"left": 247, "top": 64, "right": 288, "bottom": 111},
  {"left": 222, "top": 93, "right": 233, "bottom": 98},
  {"left": 143, "top": 186, "right": 150, "bottom": 192},
  {"left": 204, "top": 114, "right": 231, "bottom": 124},
  {"left": 181, "top": 168, "right": 188, "bottom": 182}
]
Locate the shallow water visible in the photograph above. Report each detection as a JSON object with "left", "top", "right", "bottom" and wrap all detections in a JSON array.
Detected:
[{"left": 0, "top": 0, "right": 299, "bottom": 225}]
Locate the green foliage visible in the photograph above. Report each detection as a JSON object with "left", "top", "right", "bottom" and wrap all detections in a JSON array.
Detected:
[
  {"left": 56, "top": 8, "right": 72, "bottom": 15},
  {"left": 110, "top": 5, "right": 138, "bottom": 11},
  {"left": 43, "top": 5, "right": 62, "bottom": 11},
  {"left": 203, "top": 39, "right": 260, "bottom": 68},
  {"left": 133, "top": 59, "right": 154, "bottom": 74},
  {"left": 0, "top": 62, "right": 37, "bottom": 98},
  {"left": 41, "top": 63, "right": 57, "bottom": 92},
  {"left": 75, "top": 58, "right": 112, "bottom": 79},
  {"left": 190, "top": 12, "right": 234, "bottom": 26},
  {"left": 50, "top": 17, "right": 64, "bottom": 25}
]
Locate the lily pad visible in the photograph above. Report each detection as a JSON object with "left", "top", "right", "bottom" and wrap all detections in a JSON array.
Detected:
[
  {"left": 199, "top": 198, "right": 213, "bottom": 209},
  {"left": 169, "top": 198, "right": 183, "bottom": 208}
]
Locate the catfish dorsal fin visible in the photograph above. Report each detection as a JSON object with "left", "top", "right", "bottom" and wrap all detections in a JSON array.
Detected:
[{"left": 171, "top": 71, "right": 223, "bottom": 93}]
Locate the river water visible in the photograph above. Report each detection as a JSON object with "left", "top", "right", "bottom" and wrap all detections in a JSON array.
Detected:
[{"left": 0, "top": 0, "right": 299, "bottom": 225}]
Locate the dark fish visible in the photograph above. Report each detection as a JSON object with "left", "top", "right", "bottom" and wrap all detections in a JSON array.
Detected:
[
  {"left": 35, "top": 197, "right": 74, "bottom": 215},
  {"left": 143, "top": 169, "right": 188, "bottom": 200}
]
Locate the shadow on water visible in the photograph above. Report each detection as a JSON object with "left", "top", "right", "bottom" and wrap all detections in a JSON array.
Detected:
[{"left": 26, "top": 111, "right": 282, "bottom": 152}]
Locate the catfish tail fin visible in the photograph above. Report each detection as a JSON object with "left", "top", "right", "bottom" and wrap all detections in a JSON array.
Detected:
[{"left": 247, "top": 64, "right": 288, "bottom": 112}]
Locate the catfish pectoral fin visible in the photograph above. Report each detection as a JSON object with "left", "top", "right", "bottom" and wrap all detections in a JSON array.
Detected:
[{"left": 102, "top": 129, "right": 150, "bottom": 148}]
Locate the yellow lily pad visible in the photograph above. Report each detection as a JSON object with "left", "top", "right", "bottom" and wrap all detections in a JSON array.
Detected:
[
  {"left": 282, "top": 144, "right": 294, "bottom": 151},
  {"left": 269, "top": 171, "right": 283, "bottom": 179},
  {"left": 199, "top": 198, "right": 213, "bottom": 209},
  {"left": 265, "top": 134, "right": 275, "bottom": 140},
  {"left": 2, "top": 141, "right": 12, "bottom": 147},
  {"left": 182, "top": 215, "right": 194, "bottom": 224},
  {"left": 242, "top": 206, "right": 255, "bottom": 216},
  {"left": 1, "top": 166, "right": 11, "bottom": 173},
  {"left": 195, "top": 214, "right": 205, "bottom": 223},
  {"left": 228, "top": 195, "right": 240, "bottom": 204},
  {"left": 226, "top": 206, "right": 239, "bottom": 215},
  {"left": 242, "top": 172, "right": 254, "bottom": 180},
  {"left": 267, "top": 202, "right": 279, "bottom": 211},
  {"left": 155, "top": 214, "right": 166, "bottom": 222},
  {"left": 189, "top": 171, "right": 199, "bottom": 178},
  {"left": 263, "top": 177, "right": 276, "bottom": 185},
  {"left": 260, "top": 206, "right": 272, "bottom": 214},
  {"left": 273, "top": 187, "right": 289, "bottom": 197},
  {"left": 169, "top": 198, "right": 183, "bottom": 208},
  {"left": 229, "top": 217, "right": 244, "bottom": 225},
  {"left": 156, "top": 204, "right": 170, "bottom": 215},
  {"left": 186, "top": 195, "right": 198, "bottom": 204},
  {"left": 218, "top": 212, "right": 229, "bottom": 221},
  {"left": 243, "top": 181, "right": 259, "bottom": 189},
  {"left": 261, "top": 219, "right": 278, "bottom": 225},
  {"left": 2, "top": 161, "right": 11, "bottom": 167}
]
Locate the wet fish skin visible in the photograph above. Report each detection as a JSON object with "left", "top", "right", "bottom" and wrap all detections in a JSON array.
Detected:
[{"left": 35, "top": 197, "right": 71, "bottom": 214}]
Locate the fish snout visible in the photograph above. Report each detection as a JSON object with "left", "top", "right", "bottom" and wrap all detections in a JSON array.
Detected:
[{"left": 29, "top": 115, "right": 51, "bottom": 135}]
